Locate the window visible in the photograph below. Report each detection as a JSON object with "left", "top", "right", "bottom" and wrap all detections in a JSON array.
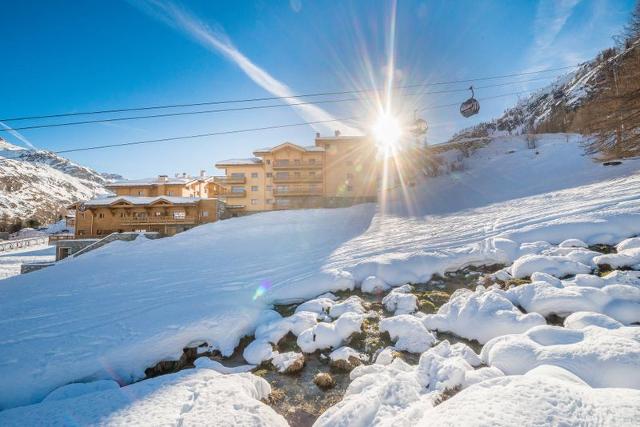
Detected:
[
  {"left": 251, "top": 199, "right": 258, "bottom": 205},
  {"left": 137, "top": 191, "right": 143, "bottom": 196},
  {"left": 266, "top": 159, "right": 271, "bottom": 165},
  {"left": 294, "top": 159, "right": 301, "bottom": 165},
  {"left": 275, "top": 159, "right": 289, "bottom": 166},
  {"left": 231, "top": 172, "right": 245, "bottom": 178},
  {"left": 266, "top": 185, "right": 273, "bottom": 191},
  {"left": 120, "top": 212, "right": 126, "bottom": 218},
  {"left": 266, "top": 172, "right": 272, "bottom": 178},
  {"left": 155, "top": 211, "right": 162, "bottom": 216},
  {"left": 173, "top": 211, "right": 186, "bottom": 219},
  {"left": 309, "top": 158, "right": 316, "bottom": 164},
  {"left": 98, "top": 213, "right": 105, "bottom": 219},
  {"left": 201, "top": 211, "right": 209, "bottom": 217},
  {"left": 167, "top": 191, "right": 174, "bottom": 196},
  {"left": 251, "top": 172, "right": 259, "bottom": 178},
  {"left": 251, "top": 186, "right": 259, "bottom": 192},
  {"left": 231, "top": 186, "right": 245, "bottom": 193}
]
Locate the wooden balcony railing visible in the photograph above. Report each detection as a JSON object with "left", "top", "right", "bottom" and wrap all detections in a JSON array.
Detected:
[
  {"left": 272, "top": 161, "right": 323, "bottom": 170},
  {"left": 222, "top": 190, "right": 247, "bottom": 198},
  {"left": 213, "top": 176, "right": 246, "bottom": 184},
  {"left": 120, "top": 216, "right": 197, "bottom": 225},
  {"left": 273, "top": 175, "right": 323, "bottom": 183},
  {"left": 273, "top": 187, "right": 323, "bottom": 196}
]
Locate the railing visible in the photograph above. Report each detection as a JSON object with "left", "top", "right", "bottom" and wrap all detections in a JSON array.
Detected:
[
  {"left": 273, "top": 175, "right": 323, "bottom": 183},
  {"left": 120, "top": 216, "right": 197, "bottom": 225},
  {"left": 49, "top": 234, "right": 75, "bottom": 242},
  {"left": 213, "top": 176, "right": 246, "bottom": 184},
  {"left": 0, "top": 236, "right": 49, "bottom": 253},
  {"left": 272, "top": 161, "right": 323, "bottom": 170},
  {"left": 222, "top": 190, "right": 247, "bottom": 198},
  {"left": 273, "top": 187, "right": 323, "bottom": 196}
]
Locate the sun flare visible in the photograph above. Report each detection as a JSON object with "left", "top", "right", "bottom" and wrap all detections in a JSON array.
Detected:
[{"left": 372, "top": 113, "right": 403, "bottom": 152}]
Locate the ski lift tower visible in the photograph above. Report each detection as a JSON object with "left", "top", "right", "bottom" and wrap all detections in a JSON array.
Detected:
[{"left": 411, "top": 110, "right": 429, "bottom": 149}]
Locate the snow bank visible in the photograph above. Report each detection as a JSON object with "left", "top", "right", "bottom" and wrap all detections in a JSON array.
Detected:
[
  {"left": 423, "top": 287, "right": 546, "bottom": 344},
  {"left": 381, "top": 284, "right": 418, "bottom": 315},
  {"left": 563, "top": 312, "right": 623, "bottom": 330},
  {"left": 42, "top": 380, "right": 119, "bottom": 403},
  {"left": 193, "top": 357, "right": 255, "bottom": 374},
  {"left": 0, "top": 370, "right": 287, "bottom": 426},
  {"left": 564, "top": 270, "right": 640, "bottom": 288},
  {"left": 379, "top": 314, "right": 436, "bottom": 353},
  {"left": 594, "top": 247, "right": 640, "bottom": 269},
  {"left": 481, "top": 324, "right": 640, "bottom": 388},
  {"left": 510, "top": 254, "right": 592, "bottom": 278},
  {"left": 418, "top": 365, "right": 640, "bottom": 426},
  {"left": 315, "top": 341, "right": 502, "bottom": 427}
]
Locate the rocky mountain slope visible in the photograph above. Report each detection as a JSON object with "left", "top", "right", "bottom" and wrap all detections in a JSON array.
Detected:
[{"left": 0, "top": 138, "right": 116, "bottom": 222}]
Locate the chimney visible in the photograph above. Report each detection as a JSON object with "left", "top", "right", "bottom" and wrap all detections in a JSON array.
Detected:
[
  {"left": 158, "top": 175, "right": 168, "bottom": 182},
  {"left": 315, "top": 132, "right": 320, "bottom": 138},
  {"left": 200, "top": 170, "right": 207, "bottom": 178},
  {"left": 334, "top": 130, "right": 341, "bottom": 137}
]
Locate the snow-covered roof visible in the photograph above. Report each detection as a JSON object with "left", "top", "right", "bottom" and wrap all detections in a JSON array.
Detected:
[
  {"left": 106, "top": 177, "right": 196, "bottom": 187},
  {"left": 215, "top": 158, "right": 263, "bottom": 166},
  {"left": 253, "top": 142, "right": 325, "bottom": 154},
  {"left": 315, "top": 135, "right": 369, "bottom": 142},
  {"left": 82, "top": 196, "right": 206, "bottom": 207}
]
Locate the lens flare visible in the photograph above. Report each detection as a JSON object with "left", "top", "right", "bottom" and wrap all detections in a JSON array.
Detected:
[
  {"left": 253, "top": 279, "right": 273, "bottom": 300},
  {"left": 372, "top": 113, "right": 403, "bottom": 152}
]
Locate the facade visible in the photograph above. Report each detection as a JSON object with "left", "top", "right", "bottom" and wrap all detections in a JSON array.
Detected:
[
  {"left": 106, "top": 173, "right": 227, "bottom": 199},
  {"left": 71, "top": 196, "right": 224, "bottom": 238},
  {"left": 214, "top": 133, "right": 379, "bottom": 212}
]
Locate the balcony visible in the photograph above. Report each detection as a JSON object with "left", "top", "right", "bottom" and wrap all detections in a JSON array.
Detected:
[
  {"left": 272, "top": 161, "right": 323, "bottom": 170},
  {"left": 222, "top": 190, "right": 247, "bottom": 198},
  {"left": 120, "top": 216, "right": 197, "bottom": 225},
  {"left": 273, "top": 186, "right": 324, "bottom": 197},
  {"left": 213, "top": 176, "right": 246, "bottom": 184},
  {"left": 272, "top": 175, "right": 323, "bottom": 184}
]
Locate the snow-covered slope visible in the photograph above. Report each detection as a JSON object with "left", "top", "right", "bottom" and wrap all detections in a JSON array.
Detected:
[
  {"left": 0, "top": 138, "right": 113, "bottom": 221},
  {"left": 0, "top": 134, "right": 639, "bottom": 410}
]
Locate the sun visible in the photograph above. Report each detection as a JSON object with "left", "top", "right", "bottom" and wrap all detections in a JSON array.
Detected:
[{"left": 372, "top": 113, "right": 403, "bottom": 152}]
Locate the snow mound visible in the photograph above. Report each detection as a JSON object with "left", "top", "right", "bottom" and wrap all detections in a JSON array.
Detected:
[
  {"left": 563, "top": 270, "right": 640, "bottom": 288},
  {"left": 193, "top": 357, "right": 256, "bottom": 374},
  {"left": 594, "top": 247, "right": 640, "bottom": 269},
  {"left": 254, "top": 311, "right": 318, "bottom": 344},
  {"left": 423, "top": 287, "right": 546, "bottom": 344},
  {"left": 329, "top": 296, "right": 366, "bottom": 318},
  {"left": 379, "top": 314, "right": 436, "bottom": 353},
  {"left": 563, "top": 312, "right": 623, "bottom": 330},
  {"left": 271, "top": 352, "right": 305, "bottom": 373},
  {"left": 381, "top": 284, "right": 418, "bottom": 315},
  {"left": 297, "top": 312, "right": 364, "bottom": 353},
  {"left": 481, "top": 324, "right": 640, "bottom": 388},
  {"left": 243, "top": 340, "right": 274, "bottom": 365},
  {"left": 510, "top": 254, "right": 592, "bottom": 278},
  {"left": 418, "top": 365, "right": 640, "bottom": 426},
  {"left": 329, "top": 346, "right": 367, "bottom": 363},
  {"left": 507, "top": 281, "right": 640, "bottom": 324},
  {"left": 0, "top": 370, "right": 287, "bottom": 426},
  {"left": 42, "top": 380, "right": 119, "bottom": 403},
  {"left": 616, "top": 237, "right": 640, "bottom": 252},
  {"left": 315, "top": 341, "right": 502, "bottom": 427},
  {"left": 360, "top": 276, "right": 391, "bottom": 294},
  {"left": 558, "top": 238, "right": 588, "bottom": 248}
]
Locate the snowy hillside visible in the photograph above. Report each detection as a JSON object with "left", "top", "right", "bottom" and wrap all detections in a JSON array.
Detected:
[
  {"left": 0, "top": 134, "right": 639, "bottom": 421},
  {"left": 0, "top": 138, "right": 114, "bottom": 221}
]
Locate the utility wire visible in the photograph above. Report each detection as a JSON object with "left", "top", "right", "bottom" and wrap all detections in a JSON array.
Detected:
[
  {"left": 0, "top": 65, "right": 580, "bottom": 123},
  {"left": 0, "top": 76, "right": 559, "bottom": 133}
]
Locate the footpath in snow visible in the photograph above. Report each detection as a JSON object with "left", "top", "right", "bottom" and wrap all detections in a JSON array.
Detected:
[{"left": 1, "top": 134, "right": 640, "bottom": 422}]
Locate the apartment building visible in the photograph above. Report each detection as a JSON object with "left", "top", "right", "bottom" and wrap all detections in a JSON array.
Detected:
[
  {"left": 107, "top": 172, "right": 226, "bottom": 198},
  {"left": 214, "top": 133, "right": 379, "bottom": 212}
]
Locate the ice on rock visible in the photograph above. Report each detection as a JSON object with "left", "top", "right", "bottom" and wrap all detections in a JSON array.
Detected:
[
  {"left": 382, "top": 284, "right": 418, "bottom": 315},
  {"left": 481, "top": 324, "right": 640, "bottom": 389},
  {"left": 507, "top": 281, "right": 640, "bottom": 324},
  {"left": 315, "top": 342, "right": 501, "bottom": 427},
  {"left": 243, "top": 340, "right": 274, "bottom": 365},
  {"left": 418, "top": 365, "right": 640, "bottom": 426},
  {"left": 0, "top": 370, "right": 287, "bottom": 426},
  {"left": 329, "top": 296, "right": 366, "bottom": 318},
  {"left": 379, "top": 314, "right": 436, "bottom": 353},
  {"left": 423, "top": 287, "right": 546, "bottom": 344},
  {"left": 360, "top": 276, "right": 391, "bottom": 294},
  {"left": 594, "top": 247, "right": 640, "bottom": 269},
  {"left": 563, "top": 312, "right": 624, "bottom": 330},
  {"left": 43, "top": 380, "right": 120, "bottom": 403},
  {"left": 509, "top": 254, "right": 592, "bottom": 278},
  {"left": 297, "top": 312, "right": 364, "bottom": 353},
  {"left": 559, "top": 238, "right": 588, "bottom": 248}
]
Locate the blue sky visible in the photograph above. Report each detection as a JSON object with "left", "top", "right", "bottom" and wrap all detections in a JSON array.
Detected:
[{"left": 0, "top": 0, "right": 634, "bottom": 178}]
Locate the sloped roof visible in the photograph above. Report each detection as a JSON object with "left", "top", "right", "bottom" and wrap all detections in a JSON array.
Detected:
[
  {"left": 215, "top": 158, "right": 263, "bottom": 166},
  {"left": 82, "top": 196, "right": 205, "bottom": 207},
  {"left": 253, "top": 142, "right": 324, "bottom": 154},
  {"left": 106, "top": 177, "right": 196, "bottom": 187}
]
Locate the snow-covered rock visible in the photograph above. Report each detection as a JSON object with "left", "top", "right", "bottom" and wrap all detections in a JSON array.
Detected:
[
  {"left": 594, "top": 247, "right": 640, "bottom": 269},
  {"left": 418, "top": 365, "right": 640, "bottom": 426},
  {"left": 243, "top": 340, "right": 274, "bottom": 365},
  {"left": 563, "top": 270, "right": 640, "bottom": 288},
  {"left": 423, "top": 287, "right": 546, "bottom": 344},
  {"left": 360, "top": 276, "right": 391, "bottom": 294},
  {"left": 295, "top": 296, "right": 335, "bottom": 317},
  {"left": 481, "top": 324, "right": 640, "bottom": 389},
  {"left": 379, "top": 314, "right": 436, "bottom": 353},
  {"left": 530, "top": 271, "right": 562, "bottom": 287},
  {"left": 507, "top": 281, "right": 640, "bottom": 324},
  {"left": 329, "top": 296, "right": 366, "bottom": 318},
  {"left": 559, "top": 238, "right": 588, "bottom": 248},
  {"left": 616, "top": 237, "right": 640, "bottom": 252},
  {"left": 329, "top": 346, "right": 367, "bottom": 370},
  {"left": 381, "top": 284, "right": 418, "bottom": 315},
  {"left": 193, "top": 357, "right": 256, "bottom": 374},
  {"left": 271, "top": 351, "right": 305, "bottom": 373},
  {"left": 510, "top": 254, "right": 592, "bottom": 278},
  {"left": 0, "top": 370, "right": 287, "bottom": 426},
  {"left": 297, "top": 312, "right": 364, "bottom": 353},
  {"left": 254, "top": 311, "right": 318, "bottom": 344},
  {"left": 563, "top": 312, "right": 623, "bottom": 330}
]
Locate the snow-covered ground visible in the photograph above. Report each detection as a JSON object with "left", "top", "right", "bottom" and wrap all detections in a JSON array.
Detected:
[
  {"left": 0, "top": 244, "right": 55, "bottom": 280},
  {"left": 1, "top": 134, "right": 640, "bottom": 423}
]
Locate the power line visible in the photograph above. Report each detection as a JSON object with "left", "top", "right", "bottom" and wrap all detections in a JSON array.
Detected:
[
  {"left": 0, "top": 64, "right": 580, "bottom": 123},
  {"left": 0, "top": 76, "right": 559, "bottom": 133}
]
